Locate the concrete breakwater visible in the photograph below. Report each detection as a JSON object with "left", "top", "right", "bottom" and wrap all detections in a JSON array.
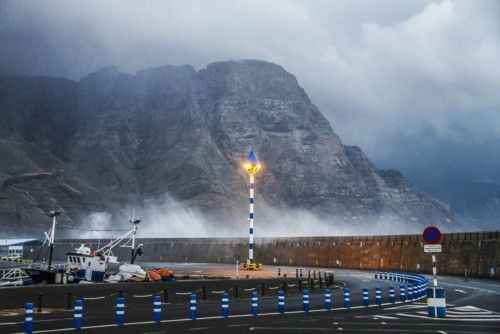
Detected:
[{"left": 47, "top": 231, "right": 499, "bottom": 279}]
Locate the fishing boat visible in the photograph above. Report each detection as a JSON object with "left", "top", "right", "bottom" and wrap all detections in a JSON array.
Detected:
[
  {"left": 23, "top": 211, "right": 66, "bottom": 284},
  {"left": 24, "top": 211, "right": 145, "bottom": 284},
  {"left": 66, "top": 219, "right": 143, "bottom": 282}
]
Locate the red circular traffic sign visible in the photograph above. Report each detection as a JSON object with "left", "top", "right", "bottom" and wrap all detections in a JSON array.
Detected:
[{"left": 422, "top": 226, "right": 442, "bottom": 244}]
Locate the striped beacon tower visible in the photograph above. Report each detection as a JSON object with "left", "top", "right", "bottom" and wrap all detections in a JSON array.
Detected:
[{"left": 242, "top": 150, "right": 262, "bottom": 268}]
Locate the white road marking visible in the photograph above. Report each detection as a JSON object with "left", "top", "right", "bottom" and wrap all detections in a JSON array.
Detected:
[
  {"left": 454, "top": 289, "right": 467, "bottom": 294},
  {"left": 437, "top": 331, "right": 447, "bottom": 334},
  {"left": 396, "top": 305, "right": 500, "bottom": 322},
  {"left": 380, "top": 321, "right": 387, "bottom": 324},
  {"left": 384, "top": 304, "right": 428, "bottom": 310},
  {"left": 337, "top": 327, "right": 343, "bottom": 330},
  {"left": 356, "top": 315, "right": 399, "bottom": 320},
  {"left": 376, "top": 315, "right": 399, "bottom": 320},
  {"left": 441, "top": 282, "right": 499, "bottom": 295}
]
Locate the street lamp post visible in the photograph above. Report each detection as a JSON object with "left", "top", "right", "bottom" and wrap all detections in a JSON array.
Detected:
[{"left": 242, "top": 150, "right": 262, "bottom": 269}]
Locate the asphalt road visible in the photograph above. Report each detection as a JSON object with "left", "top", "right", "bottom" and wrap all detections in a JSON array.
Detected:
[{"left": 1, "top": 267, "right": 499, "bottom": 333}]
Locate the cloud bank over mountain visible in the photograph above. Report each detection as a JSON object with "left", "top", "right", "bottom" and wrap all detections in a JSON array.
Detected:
[{"left": 1, "top": 0, "right": 499, "bottom": 219}]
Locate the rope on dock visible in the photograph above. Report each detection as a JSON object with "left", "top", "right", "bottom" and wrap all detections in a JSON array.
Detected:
[
  {"left": 82, "top": 296, "right": 107, "bottom": 301},
  {"left": 210, "top": 290, "right": 227, "bottom": 294},
  {"left": 268, "top": 284, "right": 283, "bottom": 290},
  {"left": 132, "top": 293, "right": 154, "bottom": 298}
]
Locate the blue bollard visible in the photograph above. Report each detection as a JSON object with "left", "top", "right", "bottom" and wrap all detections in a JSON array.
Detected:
[
  {"left": 221, "top": 292, "right": 229, "bottom": 318},
  {"left": 73, "top": 299, "right": 83, "bottom": 329},
  {"left": 362, "top": 287, "right": 369, "bottom": 307},
  {"left": 408, "top": 284, "right": 414, "bottom": 301},
  {"left": 324, "top": 289, "right": 332, "bottom": 310},
  {"left": 278, "top": 291, "right": 285, "bottom": 314},
  {"left": 427, "top": 287, "right": 446, "bottom": 318},
  {"left": 153, "top": 295, "right": 161, "bottom": 323},
  {"left": 400, "top": 285, "right": 406, "bottom": 302},
  {"left": 116, "top": 297, "right": 125, "bottom": 326},
  {"left": 375, "top": 287, "right": 382, "bottom": 306},
  {"left": 343, "top": 288, "right": 351, "bottom": 310},
  {"left": 251, "top": 291, "right": 259, "bottom": 316},
  {"left": 24, "top": 302, "right": 34, "bottom": 334},
  {"left": 302, "top": 289, "right": 310, "bottom": 312},
  {"left": 389, "top": 286, "right": 395, "bottom": 304},
  {"left": 189, "top": 293, "right": 197, "bottom": 320}
]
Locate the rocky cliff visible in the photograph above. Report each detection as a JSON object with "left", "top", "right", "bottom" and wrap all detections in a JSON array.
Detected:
[{"left": 0, "top": 60, "right": 451, "bottom": 236}]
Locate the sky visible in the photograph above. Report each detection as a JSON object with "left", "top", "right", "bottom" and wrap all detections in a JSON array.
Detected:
[{"left": 1, "top": 0, "right": 499, "bottom": 194}]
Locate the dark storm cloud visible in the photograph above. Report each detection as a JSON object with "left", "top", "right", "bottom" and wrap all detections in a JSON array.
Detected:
[{"left": 1, "top": 0, "right": 499, "bottom": 189}]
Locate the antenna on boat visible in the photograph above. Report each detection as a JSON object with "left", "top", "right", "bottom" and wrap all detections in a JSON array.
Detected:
[{"left": 129, "top": 213, "right": 141, "bottom": 264}]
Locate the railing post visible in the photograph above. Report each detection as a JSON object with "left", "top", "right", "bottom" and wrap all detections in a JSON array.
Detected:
[
  {"left": 116, "top": 297, "right": 125, "bottom": 326},
  {"left": 343, "top": 288, "right": 351, "bottom": 310},
  {"left": 399, "top": 285, "right": 405, "bottom": 302},
  {"left": 251, "top": 291, "right": 259, "bottom": 316},
  {"left": 221, "top": 292, "right": 229, "bottom": 318},
  {"left": 324, "top": 288, "right": 332, "bottom": 310},
  {"left": 153, "top": 295, "right": 161, "bottom": 323},
  {"left": 363, "top": 287, "right": 369, "bottom": 307},
  {"left": 24, "top": 302, "right": 34, "bottom": 334},
  {"left": 66, "top": 292, "right": 72, "bottom": 310},
  {"left": 278, "top": 290, "right": 285, "bottom": 314},
  {"left": 375, "top": 287, "right": 382, "bottom": 306},
  {"left": 73, "top": 299, "right": 83, "bottom": 329},
  {"left": 164, "top": 288, "right": 169, "bottom": 304},
  {"left": 389, "top": 286, "right": 395, "bottom": 304},
  {"left": 302, "top": 289, "right": 310, "bottom": 312},
  {"left": 189, "top": 293, "right": 197, "bottom": 320},
  {"left": 37, "top": 293, "right": 42, "bottom": 313}
]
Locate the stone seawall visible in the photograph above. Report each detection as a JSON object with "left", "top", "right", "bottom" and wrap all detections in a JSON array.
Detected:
[{"left": 53, "top": 231, "right": 499, "bottom": 279}]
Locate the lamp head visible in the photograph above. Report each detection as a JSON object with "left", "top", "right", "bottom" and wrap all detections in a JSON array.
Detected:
[{"left": 243, "top": 150, "right": 262, "bottom": 176}]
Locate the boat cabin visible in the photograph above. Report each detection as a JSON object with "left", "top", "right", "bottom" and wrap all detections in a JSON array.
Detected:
[{"left": 67, "top": 244, "right": 106, "bottom": 282}]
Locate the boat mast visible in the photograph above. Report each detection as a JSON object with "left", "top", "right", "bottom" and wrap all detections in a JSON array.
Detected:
[
  {"left": 130, "top": 219, "right": 140, "bottom": 264},
  {"left": 48, "top": 210, "right": 61, "bottom": 269}
]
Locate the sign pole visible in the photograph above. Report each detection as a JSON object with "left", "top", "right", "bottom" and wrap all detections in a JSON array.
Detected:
[
  {"left": 236, "top": 253, "right": 240, "bottom": 278},
  {"left": 422, "top": 225, "right": 446, "bottom": 318},
  {"left": 432, "top": 254, "right": 437, "bottom": 287}
]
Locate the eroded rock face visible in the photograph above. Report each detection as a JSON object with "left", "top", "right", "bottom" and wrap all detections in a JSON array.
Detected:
[{"left": 0, "top": 60, "right": 451, "bottom": 235}]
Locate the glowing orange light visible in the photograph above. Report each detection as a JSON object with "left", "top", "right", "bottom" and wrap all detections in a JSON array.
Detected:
[{"left": 243, "top": 162, "right": 262, "bottom": 176}]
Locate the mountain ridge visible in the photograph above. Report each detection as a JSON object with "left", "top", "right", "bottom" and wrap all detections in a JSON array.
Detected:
[{"left": 0, "top": 60, "right": 451, "bottom": 236}]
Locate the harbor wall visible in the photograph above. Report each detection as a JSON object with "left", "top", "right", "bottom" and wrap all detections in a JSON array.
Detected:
[{"left": 49, "top": 231, "right": 499, "bottom": 279}]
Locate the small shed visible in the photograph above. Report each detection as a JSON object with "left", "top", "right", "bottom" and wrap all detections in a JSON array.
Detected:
[{"left": 0, "top": 239, "right": 43, "bottom": 259}]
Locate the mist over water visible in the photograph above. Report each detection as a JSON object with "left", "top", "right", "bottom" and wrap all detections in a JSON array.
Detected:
[{"left": 70, "top": 193, "right": 493, "bottom": 239}]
